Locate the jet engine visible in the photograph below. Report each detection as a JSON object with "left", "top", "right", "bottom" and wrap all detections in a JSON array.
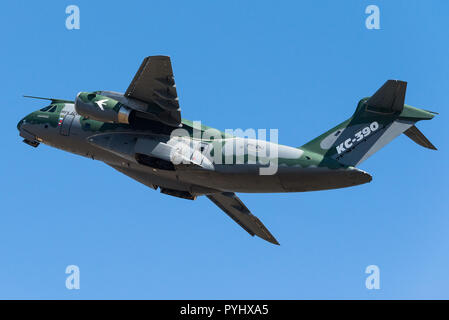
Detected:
[{"left": 74, "top": 92, "right": 133, "bottom": 124}]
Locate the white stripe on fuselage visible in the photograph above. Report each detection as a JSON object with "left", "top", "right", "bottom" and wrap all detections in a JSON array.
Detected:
[{"left": 355, "top": 120, "right": 414, "bottom": 165}]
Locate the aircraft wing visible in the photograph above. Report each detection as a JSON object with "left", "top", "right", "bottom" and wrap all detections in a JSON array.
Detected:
[
  {"left": 125, "top": 56, "right": 181, "bottom": 126},
  {"left": 207, "top": 192, "right": 279, "bottom": 245}
]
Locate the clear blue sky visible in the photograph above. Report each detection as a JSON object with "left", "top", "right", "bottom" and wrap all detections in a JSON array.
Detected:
[{"left": 1, "top": 0, "right": 448, "bottom": 299}]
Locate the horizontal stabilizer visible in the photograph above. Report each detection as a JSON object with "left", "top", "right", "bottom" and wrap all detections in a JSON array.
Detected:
[
  {"left": 404, "top": 125, "right": 437, "bottom": 150},
  {"left": 366, "top": 80, "right": 407, "bottom": 113},
  {"left": 207, "top": 192, "right": 279, "bottom": 245},
  {"left": 125, "top": 56, "right": 181, "bottom": 127}
]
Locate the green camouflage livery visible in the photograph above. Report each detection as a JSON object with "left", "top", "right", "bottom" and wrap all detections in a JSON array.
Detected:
[{"left": 17, "top": 56, "right": 437, "bottom": 245}]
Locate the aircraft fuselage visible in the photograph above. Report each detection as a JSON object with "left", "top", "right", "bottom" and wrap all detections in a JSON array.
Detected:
[{"left": 17, "top": 102, "right": 371, "bottom": 196}]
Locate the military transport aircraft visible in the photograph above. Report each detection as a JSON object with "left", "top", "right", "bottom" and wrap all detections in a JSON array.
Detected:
[{"left": 17, "top": 56, "right": 437, "bottom": 245}]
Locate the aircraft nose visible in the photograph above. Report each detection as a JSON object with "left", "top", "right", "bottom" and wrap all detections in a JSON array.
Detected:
[
  {"left": 17, "top": 118, "right": 24, "bottom": 131},
  {"left": 17, "top": 112, "right": 35, "bottom": 132},
  {"left": 17, "top": 114, "right": 41, "bottom": 147}
]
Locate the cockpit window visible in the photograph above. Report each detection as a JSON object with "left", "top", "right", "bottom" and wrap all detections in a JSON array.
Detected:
[
  {"left": 39, "top": 105, "right": 57, "bottom": 113},
  {"left": 40, "top": 105, "right": 52, "bottom": 112}
]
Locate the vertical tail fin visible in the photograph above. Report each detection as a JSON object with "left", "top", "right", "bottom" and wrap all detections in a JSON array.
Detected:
[{"left": 301, "top": 80, "right": 437, "bottom": 166}]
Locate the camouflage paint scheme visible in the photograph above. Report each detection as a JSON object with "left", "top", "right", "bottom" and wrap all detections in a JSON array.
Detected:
[{"left": 17, "top": 56, "right": 437, "bottom": 245}]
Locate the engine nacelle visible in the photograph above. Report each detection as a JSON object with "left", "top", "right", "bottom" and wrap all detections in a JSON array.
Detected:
[{"left": 75, "top": 92, "right": 132, "bottom": 124}]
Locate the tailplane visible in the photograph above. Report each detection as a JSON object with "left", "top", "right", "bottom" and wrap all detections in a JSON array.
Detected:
[{"left": 301, "top": 80, "right": 437, "bottom": 166}]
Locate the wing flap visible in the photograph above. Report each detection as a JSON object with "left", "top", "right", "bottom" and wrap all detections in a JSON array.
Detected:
[{"left": 207, "top": 192, "right": 279, "bottom": 245}]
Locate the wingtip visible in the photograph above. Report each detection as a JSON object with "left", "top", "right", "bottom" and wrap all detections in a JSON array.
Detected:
[
  {"left": 259, "top": 234, "right": 280, "bottom": 246},
  {"left": 257, "top": 227, "right": 280, "bottom": 245},
  {"left": 423, "top": 141, "right": 437, "bottom": 151}
]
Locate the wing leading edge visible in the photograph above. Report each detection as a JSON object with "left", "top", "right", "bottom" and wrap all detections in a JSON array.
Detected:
[{"left": 207, "top": 192, "right": 279, "bottom": 245}]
